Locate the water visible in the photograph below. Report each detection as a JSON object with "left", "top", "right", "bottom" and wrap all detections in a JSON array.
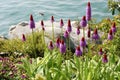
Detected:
[{"left": 0, "top": 0, "right": 113, "bottom": 37}]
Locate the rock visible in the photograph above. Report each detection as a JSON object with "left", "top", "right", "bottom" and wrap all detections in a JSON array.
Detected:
[
  {"left": 60, "top": 36, "right": 75, "bottom": 53},
  {"left": 9, "top": 22, "right": 32, "bottom": 39},
  {"left": 8, "top": 21, "right": 104, "bottom": 53},
  {"left": 9, "top": 25, "right": 16, "bottom": 31},
  {"left": 13, "top": 52, "right": 23, "bottom": 57},
  {"left": 0, "top": 52, "right": 9, "bottom": 57},
  {"left": 0, "top": 36, "right": 8, "bottom": 40},
  {"left": 18, "top": 21, "right": 28, "bottom": 26}
]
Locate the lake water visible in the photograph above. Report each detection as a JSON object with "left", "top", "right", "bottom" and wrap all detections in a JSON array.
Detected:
[{"left": 0, "top": 0, "right": 113, "bottom": 37}]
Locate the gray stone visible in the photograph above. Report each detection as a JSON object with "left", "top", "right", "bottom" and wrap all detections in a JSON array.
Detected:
[
  {"left": 0, "top": 36, "right": 8, "bottom": 40},
  {"left": 18, "top": 21, "right": 28, "bottom": 26},
  {"left": 0, "top": 52, "right": 9, "bottom": 57},
  {"left": 9, "top": 25, "right": 16, "bottom": 31},
  {"left": 8, "top": 21, "right": 104, "bottom": 53}
]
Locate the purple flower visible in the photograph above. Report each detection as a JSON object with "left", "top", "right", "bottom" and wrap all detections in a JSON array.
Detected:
[
  {"left": 98, "top": 48, "right": 103, "bottom": 55},
  {"left": 4, "top": 57, "right": 9, "bottom": 61},
  {"left": 48, "top": 41, "right": 54, "bottom": 50},
  {"left": 10, "top": 64, "right": 15, "bottom": 69},
  {"left": 29, "top": 14, "right": 35, "bottom": 29},
  {"left": 42, "top": 27, "right": 45, "bottom": 31},
  {"left": 0, "top": 57, "right": 3, "bottom": 61},
  {"left": 1, "top": 70, "right": 6, "bottom": 74},
  {"left": 108, "top": 29, "right": 113, "bottom": 40},
  {"left": 41, "top": 20, "right": 44, "bottom": 27},
  {"left": 41, "top": 20, "right": 45, "bottom": 31},
  {"left": 67, "top": 19, "right": 72, "bottom": 33},
  {"left": 59, "top": 40, "right": 66, "bottom": 54},
  {"left": 29, "top": 59, "right": 32, "bottom": 64},
  {"left": 76, "top": 27, "right": 80, "bottom": 35},
  {"left": 80, "top": 16, "right": 87, "bottom": 27},
  {"left": 102, "top": 53, "right": 108, "bottom": 63},
  {"left": 75, "top": 46, "right": 82, "bottom": 57},
  {"left": 80, "top": 37, "right": 86, "bottom": 48},
  {"left": 56, "top": 37, "right": 60, "bottom": 48},
  {"left": 17, "top": 61, "right": 23, "bottom": 64},
  {"left": 51, "top": 16, "right": 54, "bottom": 23},
  {"left": 21, "top": 74, "right": 27, "bottom": 79},
  {"left": 87, "top": 27, "right": 91, "bottom": 38},
  {"left": 92, "top": 28, "right": 100, "bottom": 40},
  {"left": 60, "top": 19, "right": 64, "bottom": 28},
  {"left": 64, "top": 30, "right": 69, "bottom": 38},
  {"left": 22, "top": 34, "right": 26, "bottom": 41},
  {"left": 86, "top": 2, "right": 91, "bottom": 21},
  {"left": 111, "top": 22, "right": 116, "bottom": 33},
  {"left": 9, "top": 73, "right": 14, "bottom": 78}
]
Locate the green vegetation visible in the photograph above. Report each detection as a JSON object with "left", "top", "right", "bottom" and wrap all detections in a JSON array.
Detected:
[
  {"left": 0, "top": 31, "right": 45, "bottom": 57},
  {"left": 0, "top": 15, "right": 120, "bottom": 80},
  {"left": 108, "top": 0, "right": 120, "bottom": 15},
  {"left": 1, "top": 1, "right": 120, "bottom": 79}
]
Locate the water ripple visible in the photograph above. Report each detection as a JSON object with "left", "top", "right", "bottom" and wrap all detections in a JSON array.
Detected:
[{"left": 0, "top": 0, "right": 112, "bottom": 36}]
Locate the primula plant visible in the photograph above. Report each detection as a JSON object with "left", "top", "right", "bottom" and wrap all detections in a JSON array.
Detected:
[
  {"left": 0, "top": 1, "right": 120, "bottom": 80},
  {"left": 108, "top": 0, "right": 120, "bottom": 15}
]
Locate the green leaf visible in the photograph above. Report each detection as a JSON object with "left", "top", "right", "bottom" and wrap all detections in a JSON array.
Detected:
[
  {"left": 87, "top": 72, "right": 92, "bottom": 80},
  {"left": 50, "top": 68, "right": 69, "bottom": 80}
]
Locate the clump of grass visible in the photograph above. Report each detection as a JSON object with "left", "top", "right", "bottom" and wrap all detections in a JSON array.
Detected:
[{"left": 0, "top": 31, "right": 45, "bottom": 58}]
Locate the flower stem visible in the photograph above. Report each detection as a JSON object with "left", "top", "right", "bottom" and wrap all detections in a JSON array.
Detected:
[
  {"left": 42, "top": 30, "right": 45, "bottom": 48},
  {"left": 85, "top": 55, "right": 88, "bottom": 80},
  {"left": 81, "top": 57, "right": 83, "bottom": 80},
  {"left": 32, "top": 29, "right": 37, "bottom": 66},
  {"left": 112, "top": 53, "right": 115, "bottom": 79},
  {"left": 88, "top": 21, "right": 91, "bottom": 38},
  {"left": 82, "top": 48, "right": 84, "bottom": 80},
  {"left": 61, "top": 28, "right": 63, "bottom": 39},
  {"left": 32, "top": 29, "right": 36, "bottom": 58},
  {"left": 78, "top": 58, "right": 81, "bottom": 80},
  {"left": 65, "top": 59, "right": 69, "bottom": 79},
  {"left": 52, "top": 23, "right": 55, "bottom": 42},
  {"left": 78, "top": 35, "right": 80, "bottom": 43},
  {"left": 83, "top": 28, "right": 85, "bottom": 38},
  {"left": 68, "top": 33, "right": 70, "bottom": 51},
  {"left": 66, "top": 38, "right": 68, "bottom": 50}
]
